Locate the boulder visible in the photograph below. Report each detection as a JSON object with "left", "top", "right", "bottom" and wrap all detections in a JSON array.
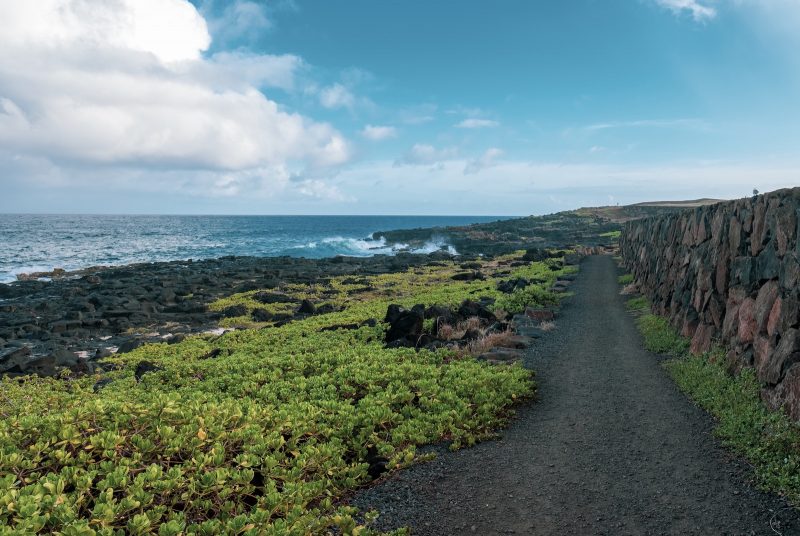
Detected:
[
  {"left": 23, "top": 355, "right": 57, "bottom": 377},
  {"left": 524, "top": 308, "right": 554, "bottom": 322},
  {"left": 134, "top": 360, "right": 163, "bottom": 382},
  {"left": 253, "top": 292, "right": 296, "bottom": 304},
  {"left": 451, "top": 271, "right": 484, "bottom": 281},
  {"left": 384, "top": 305, "right": 424, "bottom": 344},
  {"left": 459, "top": 328, "right": 483, "bottom": 342},
  {"left": 251, "top": 308, "right": 273, "bottom": 322},
  {"left": 220, "top": 304, "right": 248, "bottom": 318},
  {"left": 117, "top": 338, "right": 143, "bottom": 354},
  {"left": 758, "top": 328, "right": 800, "bottom": 385},
  {"left": 0, "top": 346, "right": 31, "bottom": 373},
  {"left": 477, "top": 347, "right": 524, "bottom": 365},
  {"left": 93, "top": 378, "right": 113, "bottom": 392},
  {"left": 496, "top": 278, "right": 529, "bottom": 294},
  {"left": 457, "top": 300, "right": 496, "bottom": 322}
]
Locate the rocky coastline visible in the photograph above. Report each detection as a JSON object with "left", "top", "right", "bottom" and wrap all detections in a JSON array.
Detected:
[
  {"left": 0, "top": 252, "right": 458, "bottom": 377},
  {"left": 0, "top": 202, "right": 693, "bottom": 379}
]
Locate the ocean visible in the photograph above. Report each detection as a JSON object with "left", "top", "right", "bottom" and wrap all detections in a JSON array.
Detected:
[{"left": 0, "top": 214, "right": 506, "bottom": 283}]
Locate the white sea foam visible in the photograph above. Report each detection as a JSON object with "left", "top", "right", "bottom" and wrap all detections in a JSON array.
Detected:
[{"left": 292, "top": 234, "right": 458, "bottom": 257}]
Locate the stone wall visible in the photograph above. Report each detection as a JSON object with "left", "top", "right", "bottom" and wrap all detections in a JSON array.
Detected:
[{"left": 620, "top": 188, "right": 800, "bottom": 420}]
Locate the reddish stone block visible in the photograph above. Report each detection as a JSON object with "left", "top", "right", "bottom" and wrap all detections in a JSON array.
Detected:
[
  {"left": 722, "top": 301, "right": 740, "bottom": 339},
  {"left": 754, "top": 281, "right": 779, "bottom": 333},
  {"left": 690, "top": 323, "right": 715, "bottom": 354},
  {"left": 753, "top": 334, "right": 773, "bottom": 378},
  {"left": 758, "top": 328, "right": 800, "bottom": 385},
  {"left": 738, "top": 297, "right": 757, "bottom": 344},
  {"left": 767, "top": 297, "right": 783, "bottom": 338},
  {"left": 708, "top": 294, "right": 723, "bottom": 329}
]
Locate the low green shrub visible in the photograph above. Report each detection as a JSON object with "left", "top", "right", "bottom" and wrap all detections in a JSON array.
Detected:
[
  {"left": 618, "top": 273, "right": 634, "bottom": 285},
  {"left": 0, "top": 251, "right": 572, "bottom": 534}
]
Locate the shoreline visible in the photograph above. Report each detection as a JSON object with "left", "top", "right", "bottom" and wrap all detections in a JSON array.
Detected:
[{"left": 0, "top": 250, "right": 463, "bottom": 374}]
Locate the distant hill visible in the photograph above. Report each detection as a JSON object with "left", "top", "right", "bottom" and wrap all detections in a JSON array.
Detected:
[
  {"left": 376, "top": 199, "right": 723, "bottom": 255},
  {"left": 573, "top": 199, "right": 724, "bottom": 223}
]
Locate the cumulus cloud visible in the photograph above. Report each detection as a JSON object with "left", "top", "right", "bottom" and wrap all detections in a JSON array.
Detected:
[
  {"left": 394, "top": 144, "right": 459, "bottom": 166},
  {"left": 464, "top": 148, "right": 503, "bottom": 175},
  {"left": 361, "top": 125, "right": 397, "bottom": 141},
  {"left": 202, "top": 51, "right": 305, "bottom": 91},
  {"left": 654, "top": 0, "right": 717, "bottom": 21},
  {"left": 455, "top": 118, "right": 500, "bottom": 129},
  {"left": 319, "top": 83, "right": 357, "bottom": 110},
  {"left": 294, "top": 179, "right": 354, "bottom": 202},
  {"left": 0, "top": 0, "right": 349, "bottom": 199},
  {"left": 202, "top": 0, "right": 272, "bottom": 45}
]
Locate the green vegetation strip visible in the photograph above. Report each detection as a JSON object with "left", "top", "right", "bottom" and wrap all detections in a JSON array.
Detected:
[
  {"left": 628, "top": 297, "right": 800, "bottom": 504},
  {"left": 0, "top": 253, "right": 574, "bottom": 535},
  {"left": 617, "top": 273, "right": 634, "bottom": 285},
  {"left": 599, "top": 230, "right": 621, "bottom": 239}
]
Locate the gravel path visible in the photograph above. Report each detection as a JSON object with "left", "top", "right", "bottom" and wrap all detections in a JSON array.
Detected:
[{"left": 352, "top": 255, "right": 800, "bottom": 535}]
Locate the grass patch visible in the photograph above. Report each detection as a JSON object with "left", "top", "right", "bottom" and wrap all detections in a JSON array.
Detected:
[
  {"left": 617, "top": 273, "right": 634, "bottom": 285},
  {"left": 625, "top": 296, "right": 650, "bottom": 312},
  {"left": 0, "top": 252, "right": 573, "bottom": 534},
  {"left": 634, "top": 309, "right": 800, "bottom": 505},
  {"left": 600, "top": 230, "right": 622, "bottom": 239},
  {"left": 636, "top": 313, "right": 689, "bottom": 356}
]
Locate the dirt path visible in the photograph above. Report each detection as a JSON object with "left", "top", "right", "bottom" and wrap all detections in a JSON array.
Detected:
[{"left": 353, "top": 255, "right": 800, "bottom": 535}]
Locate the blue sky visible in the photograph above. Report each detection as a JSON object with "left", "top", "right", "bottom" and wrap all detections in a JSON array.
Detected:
[{"left": 0, "top": 0, "right": 798, "bottom": 215}]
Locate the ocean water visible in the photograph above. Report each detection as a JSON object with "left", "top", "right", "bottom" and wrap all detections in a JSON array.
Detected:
[{"left": 0, "top": 214, "right": 506, "bottom": 283}]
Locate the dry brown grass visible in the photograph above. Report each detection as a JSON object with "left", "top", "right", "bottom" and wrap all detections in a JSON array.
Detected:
[
  {"left": 620, "top": 282, "right": 639, "bottom": 295},
  {"left": 437, "top": 316, "right": 485, "bottom": 341},
  {"left": 463, "top": 330, "right": 518, "bottom": 355},
  {"left": 539, "top": 321, "right": 556, "bottom": 332}
]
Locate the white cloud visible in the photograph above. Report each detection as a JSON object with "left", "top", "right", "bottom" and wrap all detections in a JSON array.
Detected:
[
  {"left": 0, "top": 0, "right": 349, "bottom": 197},
  {"left": 319, "top": 83, "right": 356, "bottom": 110},
  {"left": 361, "top": 125, "right": 397, "bottom": 141},
  {"left": 203, "top": 0, "right": 272, "bottom": 44},
  {"left": 455, "top": 118, "right": 500, "bottom": 129},
  {"left": 464, "top": 148, "right": 503, "bottom": 175},
  {"left": 294, "top": 179, "right": 353, "bottom": 202},
  {"left": 0, "top": 0, "right": 211, "bottom": 63},
  {"left": 394, "top": 144, "right": 459, "bottom": 166},
  {"left": 328, "top": 157, "right": 800, "bottom": 215},
  {"left": 654, "top": 0, "right": 717, "bottom": 21},
  {"left": 584, "top": 118, "right": 708, "bottom": 131},
  {"left": 202, "top": 51, "right": 304, "bottom": 91}
]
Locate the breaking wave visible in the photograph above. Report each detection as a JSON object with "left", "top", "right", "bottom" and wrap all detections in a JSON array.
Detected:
[{"left": 291, "top": 235, "right": 458, "bottom": 257}]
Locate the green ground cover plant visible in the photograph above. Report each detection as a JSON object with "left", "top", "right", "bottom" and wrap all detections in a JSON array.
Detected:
[
  {"left": 0, "top": 252, "right": 573, "bottom": 535},
  {"left": 617, "top": 273, "right": 634, "bottom": 285},
  {"left": 628, "top": 297, "right": 800, "bottom": 504},
  {"left": 599, "top": 230, "right": 621, "bottom": 239}
]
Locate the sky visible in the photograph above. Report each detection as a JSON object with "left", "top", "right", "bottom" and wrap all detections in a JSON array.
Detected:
[{"left": 0, "top": 0, "right": 798, "bottom": 216}]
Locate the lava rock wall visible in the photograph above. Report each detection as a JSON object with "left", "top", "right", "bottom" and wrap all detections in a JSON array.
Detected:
[{"left": 620, "top": 188, "right": 800, "bottom": 420}]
